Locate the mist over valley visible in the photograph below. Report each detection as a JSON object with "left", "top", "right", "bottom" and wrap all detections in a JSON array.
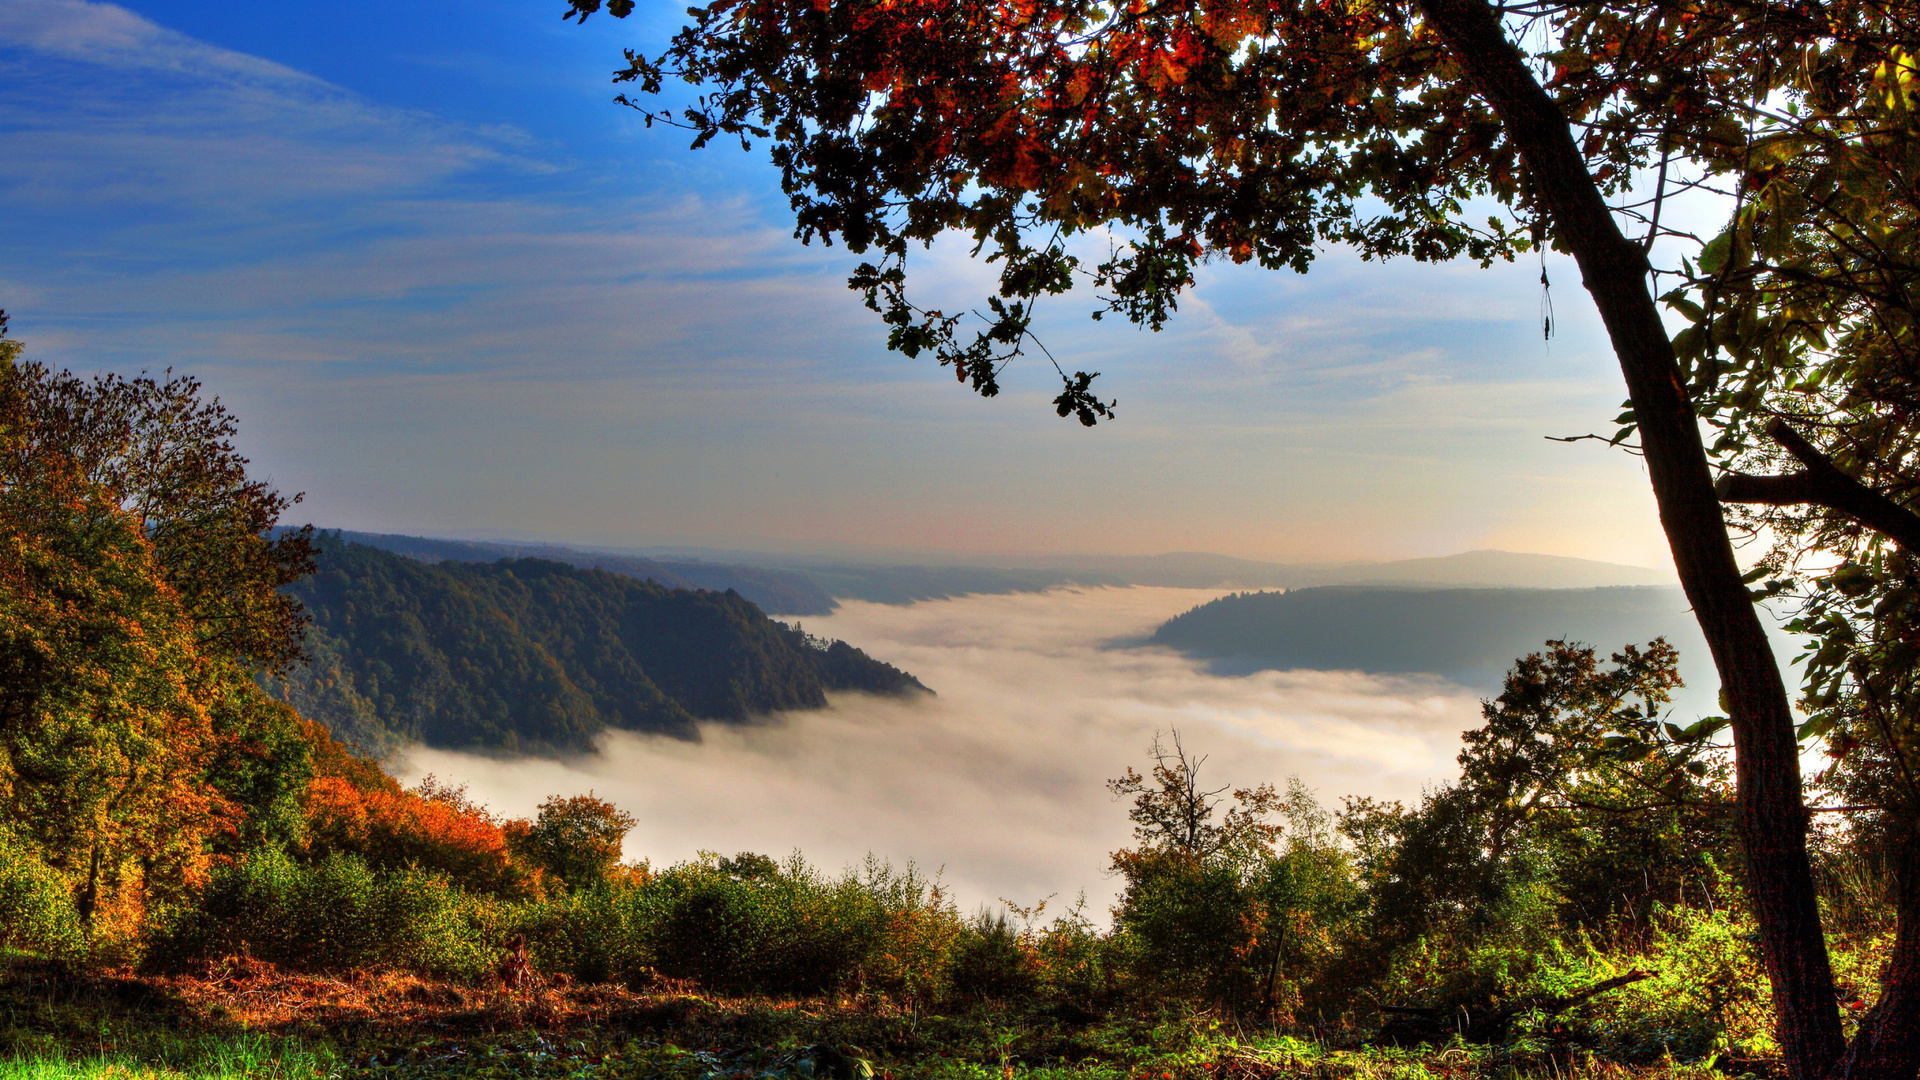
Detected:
[
  {"left": 378, "top": 572, "right": 1734, "bottom": 917},
  {"left": 270, "top": 533, "right": 1748, "bottom": 915},
  {"left": 6, "top": 1, "right": 1899, "bottom": 1069}
]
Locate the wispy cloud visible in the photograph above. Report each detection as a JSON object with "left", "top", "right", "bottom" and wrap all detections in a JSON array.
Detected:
[
  {"left": 0, "top": 0, "right": 1675, "bottom": 566},
  {"left": 1, "top": 0, "right": 310, "bottom": 83},
  {"left": 0, "top": 0, "right": 517, "bottom": 214}
]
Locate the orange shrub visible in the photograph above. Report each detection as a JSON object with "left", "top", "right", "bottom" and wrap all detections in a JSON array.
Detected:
[{"left": 302, "top": 776, "right": 534, "bottom": 898}]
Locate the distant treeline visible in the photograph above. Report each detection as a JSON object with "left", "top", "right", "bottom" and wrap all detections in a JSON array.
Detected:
[
  {"left": 336, "top": 531, "right": 840, "bottom": 616},
  {"left": 273, "top": 537, "right": 929, "bottom": 755},
  {"left": 794, "top": 563, "right": 1119, "bottom": 605},
  {"left": 338, "top": 531, "right": 1121, "bottom": 612},
  {"left": 1151, "top": 585, "right": 1707, "bottom": 688}
]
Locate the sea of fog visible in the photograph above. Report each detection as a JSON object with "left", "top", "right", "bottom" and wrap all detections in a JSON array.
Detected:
[{"left": 395, "top": 586, "right": 1487, "bottom": 917}]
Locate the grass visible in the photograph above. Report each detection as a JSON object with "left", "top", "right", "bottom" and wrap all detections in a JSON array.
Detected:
[
  {"left": 0, "top": 1033, "right": 334, "bottom": 1080},
  {"left": 0, "top": 952, "right": 1772, "bottom": 1080}
]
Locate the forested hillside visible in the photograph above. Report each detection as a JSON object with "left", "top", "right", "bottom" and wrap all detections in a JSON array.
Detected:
[
  {"left": 338, "top": 531, "right": 839, "bottom": 616},
  {"left": 1152, "top": 586, "right": 1708, "bottom": 687},
  {"left": 273, "top": 537, "right": 928, "bottom": 754}
]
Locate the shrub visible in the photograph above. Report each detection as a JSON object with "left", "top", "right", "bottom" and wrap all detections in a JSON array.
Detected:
[
  {"left": 515, "top": 852, "right": 964, "bottom": 1001},
  {"left": 302, "top": 776, "right": 531, "bottom": 898},
  {"left": 949, "top": 910, "right": 1036, "bottom": 1003},
  {"left": 504, "top": 793, "right": 634, "bottom": 894},
  {"left": 0, "top": 833, "right": 83, "bottom": 960},
  {"left": 1580, "top": 901, "right": 1774, "bottom": 1062},
  {"left": 1111, "top": 849, "right": 1260, "bottom": 1008},
  {"left": 518, "top": 878, "right": 660, "bottom": 987},
  {"left": 1031, "top": 901, "right": 1115, "bottom": 1012},
  {"left": 842, "top": 859, "right": 959, "bottom": 1004},
  {"left": 147, "top": 850, "right": 496, "bottom": 980},
  {"left": 644, "top": 854, "right": 879, "bottom": 994}
]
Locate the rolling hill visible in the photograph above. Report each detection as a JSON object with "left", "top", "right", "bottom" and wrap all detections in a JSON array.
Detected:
[
  {"left": 1149, "top": 585, "right": 1712, "bottom": 690},
  {"left": 272, "top": 537, "right": 927, "bottom": 755}
]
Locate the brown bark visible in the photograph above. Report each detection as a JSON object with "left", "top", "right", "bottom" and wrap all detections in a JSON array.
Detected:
[
  {"left": 1837, "top": 833, "right": 1920, "bottom": 1080},
  {"left": 1716, "top": 420, "right": 1920, "bottom": 553},
  {"left": 1409, "top": 2, "right": 1846, "bottom": 1077}
]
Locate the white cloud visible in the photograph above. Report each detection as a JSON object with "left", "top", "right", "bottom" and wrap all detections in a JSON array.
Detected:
[
  {"left": 0, "top": 0, "right": 311, "bottom": 83},
  {"left": 0, "top": 0, "right": 520, "bottom": 213}
]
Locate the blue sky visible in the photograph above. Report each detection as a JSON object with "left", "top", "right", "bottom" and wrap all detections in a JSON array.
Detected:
[{"left": 0, "top": 0, "right": 1677, "bottom": 566}]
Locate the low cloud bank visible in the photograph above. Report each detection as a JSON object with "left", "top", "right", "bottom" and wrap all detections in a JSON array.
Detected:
[{"left": 397, "top": 586, "right": 1485, "bottom": 917}]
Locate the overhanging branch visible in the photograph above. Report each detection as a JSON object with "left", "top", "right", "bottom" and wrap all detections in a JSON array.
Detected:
[{"left": 1714, "top": 419, "right": 1920, "bottom": 552}]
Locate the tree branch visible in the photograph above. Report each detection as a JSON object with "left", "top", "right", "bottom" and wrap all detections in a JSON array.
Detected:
[
  {"left": 1715, "top": 420, "right": 1920, "bottom": 552},
  {"left": 1544, "top": 970, "right": 1654, "bottom": 1015}
]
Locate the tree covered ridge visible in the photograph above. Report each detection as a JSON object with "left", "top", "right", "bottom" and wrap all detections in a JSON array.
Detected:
[
  {"left": 272, "top": 535, "right": 930, "bottom": 755},
  {"left": 1150, "top": 585, "right": 1708, "bottom": 686}
]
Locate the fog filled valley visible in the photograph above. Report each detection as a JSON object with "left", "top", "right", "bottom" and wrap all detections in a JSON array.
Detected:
[
  {"left": 396, "top": 584, "right": 1491, "bottom": 917},
  {"left": 2, "top": 350, "right": 1909, "bottom": 1080}
]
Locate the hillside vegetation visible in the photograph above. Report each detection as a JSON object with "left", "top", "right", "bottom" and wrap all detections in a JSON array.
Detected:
[
  {"left": 337, "top": 531, "right": 840, "bottom": 616},
  {"left": 275, "top": 536, "right": 928, "bottom": 754},
  {"left": 1152, "top": 586, "right": 1710, "bottom": 688}
]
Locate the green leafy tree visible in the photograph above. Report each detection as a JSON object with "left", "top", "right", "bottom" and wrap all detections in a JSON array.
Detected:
[
  {"left": 0, "top": 319, "right": 314, "bottom": 928},
  {"left": 565, "top": 3, "right": 1920, "bottom": 1070},
  {"left": 508, "top": 792, "right": 637, "bottom": 893},
  {"left": 4, "top": 351, "right": 313, "bottom": 671},
  {"left": 1344, "top": 641, "right": 1735, "bottom": 1037},
  {"left": 1107, "top": 735, "right": 1355, "bottom": 1016},
  {"left": 1669, "top": 41, "right": 1920, "bottom": 1074}
]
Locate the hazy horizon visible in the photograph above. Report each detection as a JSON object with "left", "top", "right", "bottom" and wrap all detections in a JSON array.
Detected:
[{"left": 319, "top": 524, "right": 1676, "bottom": 577}]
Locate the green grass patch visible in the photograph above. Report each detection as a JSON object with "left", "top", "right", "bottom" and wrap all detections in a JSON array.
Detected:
[{"left": 0, "top": 1032, "right": 335, "bottom": 1080}]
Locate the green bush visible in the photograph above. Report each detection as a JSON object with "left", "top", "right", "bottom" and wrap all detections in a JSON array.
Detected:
[
  {"left": 1112, "top": 850, "right": 1260, "bottom": 1008},
  {"left": 645, "top": 854, "right": 887, "bottom": 995},
  {"left": 949, "top": 910, "right": 1035, "bottom": 1003},
  {"left": 1046, "top": 918, "right": 1114, "bottom": 1007},
  {"left": 1581, "top": 902, "right": 1774, "bottom": 1062},
  {"left": 0, "top": 834, "right": 83, "bottom": 960},
  {"left": 518, "top": 880, "right": 660, "bottom": 987},
  {"left": 515, "top": 853, "right": 965, "bottom": 1001},
  {"left": 147, "top": 850, "right": 496, "bottom": 980}
]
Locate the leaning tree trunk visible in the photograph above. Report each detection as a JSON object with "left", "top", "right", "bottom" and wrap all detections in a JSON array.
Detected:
[
  {"left": 1410, "top": 2, "right": 1847, "bottom": 1077},
  {"left": 1839, "top": 834, "right": 1920, "bottom": 1080}
]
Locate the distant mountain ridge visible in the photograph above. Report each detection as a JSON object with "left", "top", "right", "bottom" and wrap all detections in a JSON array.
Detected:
[
  {"left": 332, "top": 530, "right": 1669, "bottom": 609},
  {"left": 981, "top": 549, "right": 1672, "bottom": 590},
  {"left": 1150, "top": 585, "right": 1711, "bottom": 691},
  {"left": 335, "top": 531, "right": 840, "bottom": 616},
  {"left": 614, "top": 545, "right": 1668, "bottom": 593},
  {"left": 274, "top": 538, "right": 928, "bottom": 755}
]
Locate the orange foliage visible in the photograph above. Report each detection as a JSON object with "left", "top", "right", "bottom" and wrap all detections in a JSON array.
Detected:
[
  {"left": 299, "top": 718, "right": 401, "bottom": 798},
  {"left": 302, "top": 776, "right": 534, "bottom": 898}
]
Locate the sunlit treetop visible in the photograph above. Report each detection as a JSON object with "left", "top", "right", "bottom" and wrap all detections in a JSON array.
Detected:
[{"left": 565, "top": 0, "right": 1889, "bottom": 422}]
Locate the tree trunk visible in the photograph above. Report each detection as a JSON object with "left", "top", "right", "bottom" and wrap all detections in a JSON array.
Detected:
[
  {"left": 1410, "top": 2, "right": 1845, "bottom": 1077},
  {"left": 77, "top": 844, "right": 101, "bottom": 926},
  {"left": 1839, "top": 839, "right": 1920, "bottom": 1080}
]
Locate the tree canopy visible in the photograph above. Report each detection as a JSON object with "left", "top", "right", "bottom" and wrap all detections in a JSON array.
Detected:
[{"left": 0, "top": 320, "right": 317, "bottom": 930}]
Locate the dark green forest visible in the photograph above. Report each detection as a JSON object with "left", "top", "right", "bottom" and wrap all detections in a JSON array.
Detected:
[
  {"left": 335, "top": 531, "right": 841, "bottom": 617},
  {"left": 1152, "top": 587, "right": 1712, "bottom": 688},
  {"left": 273, "top": 536, "right": 928, "bottom": 754}
]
